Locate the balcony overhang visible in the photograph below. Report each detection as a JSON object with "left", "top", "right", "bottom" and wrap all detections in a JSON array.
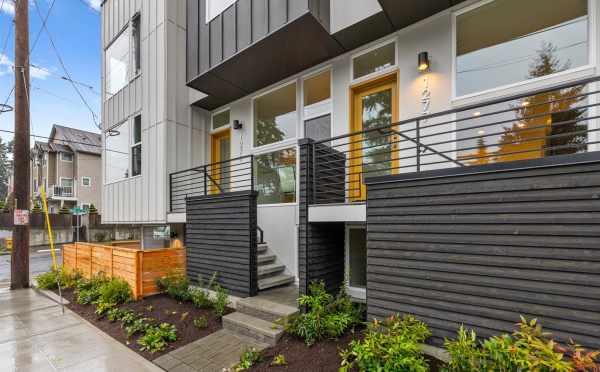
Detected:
[
  {"left": 377, "top": 0, "right": 467, "bottom": 30},
  {"left": 189, "top": 12, "right": 343, "bottom": 110}
]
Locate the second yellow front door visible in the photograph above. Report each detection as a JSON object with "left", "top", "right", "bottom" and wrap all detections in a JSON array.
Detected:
[{"left": 210, "top": 129, "right": 231, "bottom": 194}]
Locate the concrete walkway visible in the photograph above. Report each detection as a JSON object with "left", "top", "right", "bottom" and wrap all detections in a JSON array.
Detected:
[{"left": 0, "top": 285, "right": 162, "bottom": 372}]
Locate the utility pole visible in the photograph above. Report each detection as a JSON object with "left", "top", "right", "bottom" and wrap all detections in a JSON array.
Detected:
[{"left": 11, "top": 0, "right": 30, "bottom": 289}]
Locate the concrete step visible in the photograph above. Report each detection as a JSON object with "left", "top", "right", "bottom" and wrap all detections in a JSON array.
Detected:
[
  {"left": 258, "top": 274, "right": 295, "bottom": 291},
  {"left": 257, "top": 263, "right": 285, "bottom": 277},
  {"left": 236, "top": 297, "right": 298, "bottom": 323},
  {"left": 257, "top": 243, "right": 268, "bottom": 254},
  {"left": 222, "top": 312, "right": 283, "bottom": 347},
  {"left": 257, "top": 253, "right": 276, "bottom": 265}
]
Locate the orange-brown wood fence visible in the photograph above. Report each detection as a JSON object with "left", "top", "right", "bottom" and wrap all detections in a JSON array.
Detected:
[{"left": 62, "top": 242, "right": 186, "bottom": 299}]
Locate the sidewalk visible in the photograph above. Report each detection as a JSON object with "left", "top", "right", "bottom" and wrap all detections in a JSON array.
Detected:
[{"left": 0, "top": 284, "right": 163, "bottom": 372}]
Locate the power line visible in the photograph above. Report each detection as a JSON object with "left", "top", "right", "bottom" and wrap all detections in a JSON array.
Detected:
[
  {"left": 32, "top": 0, "right": 101, "bottom": 131},
  {"left": 30, "top": 63, "right": 101, "bottom": 96}
]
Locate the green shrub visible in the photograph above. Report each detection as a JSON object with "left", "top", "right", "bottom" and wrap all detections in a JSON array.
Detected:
[
  {"left": 138, "top": 323, "right": 177, "bottom": 353},
  {"left": 155, "top": 272, "right": 190, "bottom": 302},
  {"left": 193, "top": 316, "right": 208, "bottom": 329},
  {"left": 76, "top": 274, "right": 110, "bottom": 305},
  {"left": 98, "top": 278, "right": 132, "bottom": 305},
  {"left": 189, "top": 275, "right": 214, "bottom": 309},
  {"left": 36, "top": 269, "right": 81, "bottom": 290},
  {"left": 443, "top": 317, "right": 598, "bottom": 372},
  {"left": 107, "top": 308, "right": 129, "bottom": 322},
  {"left": 31, "top": 202, "right": 42, "bottom": 214},
  {"left": 88, "top": 204, "right": 98, "bottom": 214},
  {"left": 234, "top": 348, "right": 262, "bottom": 371},
  {"left": 285, "top": 281, "right": 363, "bottom": 346},
  {"left": 212, "top": 282, "right": 229, "bottom": 319},
  {"left": 340, "top": 314, "right": 431, "bottom": 372}
]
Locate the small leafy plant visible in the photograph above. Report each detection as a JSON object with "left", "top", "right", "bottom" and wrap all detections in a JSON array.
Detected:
[
  {"left": 443, "top": 317, "right": 599, "bottom": 372},
  {"left": 138, "top": 323, "right": 177, "bottom": 353},
  {"left": 234, "top": 348, "right": 262, "bottom": 371},
  {"left": 285, "top": 281, "right": 363, "bottom": 346},
  {"left": 193, "top": 316, "right": 208, "bottom": 329},
  {"left": 125, "top": 317, "right": 154, "bottom": 338},
  {"left": 189, "top": 275, "right": 214, "bottom": 309},
  {"left": 340, "top": 314, "right": 431, "bottom": 372},
  {"left": 213, "top": 282, "right": 230, "bottom": 318},
  {"left": 271, "top": 354, "right": 287, "bottom": 366},
  {"left": 36, "top": 269, "right": 80, "bottom": 290},
  {"left": 76, "top": 274, "right": 110, "bottom": 305},
  {"left": 155, "top": 272, "right": 190, "bottom": 302}
]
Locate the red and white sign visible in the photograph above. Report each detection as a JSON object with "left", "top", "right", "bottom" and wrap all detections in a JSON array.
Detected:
[{"left": 14, "top": 210, "right": 29, "bottom": 226}]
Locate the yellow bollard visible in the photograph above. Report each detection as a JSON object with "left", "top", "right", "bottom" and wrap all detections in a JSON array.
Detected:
[{"left": 40, "top": 186, "right": 58, "bottom": 271}]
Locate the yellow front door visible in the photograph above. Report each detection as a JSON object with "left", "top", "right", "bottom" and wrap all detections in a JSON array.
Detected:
[
  {"left": 210, "top": 129, "right": 231, "bottom": 194},
  {"left": 349, "top": 73, "right": 399, "bottom": 200}
]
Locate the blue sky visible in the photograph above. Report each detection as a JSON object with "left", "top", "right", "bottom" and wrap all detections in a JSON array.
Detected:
[{"left": 0, "top": 0, "right": 102, "bottom": 146}]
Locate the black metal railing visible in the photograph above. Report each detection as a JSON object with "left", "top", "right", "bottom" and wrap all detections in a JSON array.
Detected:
[
  {"left": 310, "top": 76, "right": 600, "bottom": 204},
  {"left": 169, "top": 155, "right": 254, "bottom": 213}
]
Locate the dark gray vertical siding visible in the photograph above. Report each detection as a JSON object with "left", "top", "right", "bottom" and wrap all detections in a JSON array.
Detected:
[
  {"left": 186, "top": 191, "right": 258, "bottom": 298},
  {"left": 186, "top": 0, "right": 199, "bottom": 79},
  {"left": 209, "top": 16, "right": 223, "bottom": 67},
  {"left": 198, "top": 0, "right": 210, "bottom": 74},
  {"left": 269, "top": 0, "right": 287, "bottom": 30},
  {"left": 365, "top": 153, "right": 600, "bottom": 348},
  {"left": 251, "top": 0, "right": 269, "bottom": 41},
  {"left": 222, "top": 6, "right": 237, "bottom": 59},
  {"left": 236, "top": 0, "right": 252, "bottom": 49},
  {"left": 298, "top": 139, "right": 346, "bottom": 295}
]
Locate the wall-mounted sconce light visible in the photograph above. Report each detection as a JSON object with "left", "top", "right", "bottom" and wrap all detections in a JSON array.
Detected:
[
  {"left": 418, "top": 52, "right": 430, "bottom": 72},
  {"left": 233, "top": 120, "right": 243, "bottom": 130}
]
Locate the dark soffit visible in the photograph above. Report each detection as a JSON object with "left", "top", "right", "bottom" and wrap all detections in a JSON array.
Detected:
[{"left": 377, "top": 0, "right": 468, "bottom": 30}]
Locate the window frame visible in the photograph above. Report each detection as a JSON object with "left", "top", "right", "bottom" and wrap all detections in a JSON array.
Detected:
[
  {"left": 131, "top": 115, "right": 142, "bottom": 177},
  {"left": 350, "top": 39, "right": 398, "bottom": 84},
  {"left": 81, "top": 176, "right": 92, "bottom": 187},
  {"left": 211, "top": 107, "right": 232, "bottom": 133},
  {"left": 60, "top": 152, "right": 74, "bottom": 162},
  {"left": 104, "top": 120, "right": 131, "bottom": 185},
  {"left": 131, "top": 13, "right": 141, "bottom": 77},
  {"left": 451, "top": 0, "right": 597, "bottom": 103},
  {"left": 251, "top": 80, "right": 299, "bottom": 151}
]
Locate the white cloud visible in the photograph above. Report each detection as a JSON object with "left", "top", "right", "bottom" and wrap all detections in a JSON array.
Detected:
[
  {"left": 0, "top": 53, "right": 51, "bottom": 80},
  {"left": 0, "top": 1, "right": 15, "bottom": 15},
  {"left": 87, "top": 0, "right": 101, "bottom": 11}
]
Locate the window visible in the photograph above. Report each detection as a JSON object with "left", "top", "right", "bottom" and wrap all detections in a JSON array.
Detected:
[
  {"left": 106, "top": 29, "right": 129, "bottom": 97},
  {"left": 353, "top": 42, "right": 396, "bottom": 80},
  {"left": 254, "top": 148, "right": 297, "bottom": 205},
  {"left": 206, "top": 0, "right": 237, "bottom": 22},
  {"left": 60, "top": 152, "right": 73, "bottom": 162},
  {"left": 303, "top": 70, "right": 332, "bottom": 141},
  {"left": 60, "top": 178, "right": 74, "bottom": 187},
  {"left": 132, "top": 115, "right": 142, "bottom": 177},
  {"left": 254, "top": 83, "right": 297, "bottom": 147},
  {"left": 132, "top": 14, "right": 141, "bottom": 75},
  {"left": 456, "top": 0, "right": 589, "bottom": 97},
  {"left": 105, "top": 122, "right": 130, "bottom": 183},
  {"left": 81, "top": 177, "right": 92, "bottom": 187},
  {"left": 42, "top": 153, "right": 47, "bottom": 165},
  {"left": 212, "top": 110, "right": 230, "bottom": 130}
]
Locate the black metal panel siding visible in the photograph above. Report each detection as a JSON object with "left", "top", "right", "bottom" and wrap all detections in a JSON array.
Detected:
[
  {"left": 298, "top": 139, "right": 345, "bottom": 295},
  {"left": 365, "top": 153, "right": 600, "bottom": 348},
  {"left": 186, "top": 191, "right": 258, "bottom": 298}
]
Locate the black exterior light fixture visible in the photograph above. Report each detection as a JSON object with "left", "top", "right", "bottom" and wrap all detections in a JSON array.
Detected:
[
  {"left": 233, "top": 119, "right": 243, "bottom": 130},
  {"left": 418, "top": 51, "right": 430, "bottom": 72}
]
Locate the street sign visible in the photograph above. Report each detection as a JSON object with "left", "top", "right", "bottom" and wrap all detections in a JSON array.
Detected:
[
  {"left": 13, "top": 210, "right": 29, "bottom": 225},
  {"left": 70, "top": 207, "right": 87, "bottom": 216}
]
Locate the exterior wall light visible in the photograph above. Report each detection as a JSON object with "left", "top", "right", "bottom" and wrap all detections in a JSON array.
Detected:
[
  {"left": 418, "top": 52, "right": 430, "bottom": 72},
  {"left": 233, "top": 119, "right": 243, "bottom": 130}
]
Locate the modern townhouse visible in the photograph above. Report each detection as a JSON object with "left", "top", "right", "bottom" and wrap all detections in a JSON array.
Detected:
[
  {"left": 30, "top": 125, "right": 102, "bottom": 213},
  {"left": 101, "top": 0, "right": 600, "bottom": 348}
]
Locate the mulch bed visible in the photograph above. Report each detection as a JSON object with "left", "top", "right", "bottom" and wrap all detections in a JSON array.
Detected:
[
  {"left": 249, "top": 332, "right": 445, "bottom": 372},
  {"left": 57, "top": 288, "right": 232, "bottom": 361}
]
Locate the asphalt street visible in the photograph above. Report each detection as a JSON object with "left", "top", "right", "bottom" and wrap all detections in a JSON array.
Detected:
[{"left": 0, "top": 248, "right": 61, "bottom": 286}]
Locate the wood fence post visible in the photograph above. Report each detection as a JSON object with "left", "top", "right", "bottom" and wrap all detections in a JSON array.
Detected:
[{"left": 110, "top": 247, "right": 114, "bottom": 277}]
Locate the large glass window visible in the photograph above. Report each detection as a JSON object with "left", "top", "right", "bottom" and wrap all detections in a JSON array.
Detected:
[
  {"left": 254, "top": 148, "right": 297, "bottom": 205},
  {"left": 456, "top": 0, "right": 589, "bottom": 96},
  {"left": 303, "top": 71, "right": 331, "bottom": 141},
  {"left": 353, "top": 42, "right": 396, "bottom": 80},
  {"left": 106, "top": 30, "right": 130, "bottom": 97},
  {"left": 254, "top": 83, "right": 297, "bottom": 147},
  {"left": 105, "top": 122, "right": 130, "bottom": 183}
]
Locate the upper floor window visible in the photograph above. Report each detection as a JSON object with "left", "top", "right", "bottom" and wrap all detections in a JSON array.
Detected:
[
  {"left": 105, "top": 121, "right": 130, "bottom": 183},
  {"left": 132, "top": 14, "right": 141, "bottom": 75},
  {"left": 81, "top": 176, "right": 92, "bottom": 187},
  {"left": 206, "top": 0, "right": 237, "bottom": 23},
  {"left": 303, "top": 70, "right": 332, "bottom": 142},
  {"left": 60, "top": 152, "right": 73, "bottom": 162},
  {"left": 106, "top": 29, "right": 130, "bottom": 97},
  {"left": 131, "top": 115, "right": 142, "bottom": 177},
  {"left": 212, "top": 109, "right": 231, "bottom": 131},
  {"left": 254, "top": 83, "right": 297, "bottom": 148},
  {"left": 353, "top": 42, "right": 396, "bottom": 80},
  {"left": 455, "top": 0, "right": 589, "bottom": 97}
]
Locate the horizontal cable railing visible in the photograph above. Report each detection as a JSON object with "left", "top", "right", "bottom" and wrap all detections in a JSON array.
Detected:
[
  {"left": 310, "top": 75, "right": 600, "bottom": 204},
  {"left": 169, "top": 155, "right": 254, "bottom": 213}
]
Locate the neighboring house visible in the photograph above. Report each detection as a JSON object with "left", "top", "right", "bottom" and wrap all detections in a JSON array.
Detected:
[
  {"left": 30, "top": 125, "right": 102, "bottom": 214},
  {"left": 101, "top": 0, "right": 600, "bottom": 348}
]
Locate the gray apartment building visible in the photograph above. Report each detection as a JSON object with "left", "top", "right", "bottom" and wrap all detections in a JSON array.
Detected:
[
  {"left": 101, "top": 0, "right": 600, "bottom": 348},
  {"left": 31, "top": 125, "right": 102, "bottom": 213}
]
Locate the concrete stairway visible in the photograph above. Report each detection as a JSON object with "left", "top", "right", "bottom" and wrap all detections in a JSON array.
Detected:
[
  {"left": 223, "top": 296, "right": 298, "bottom": 347},
  {"left": 257, "top": 243, "right": 294, "bottom": 291}
]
